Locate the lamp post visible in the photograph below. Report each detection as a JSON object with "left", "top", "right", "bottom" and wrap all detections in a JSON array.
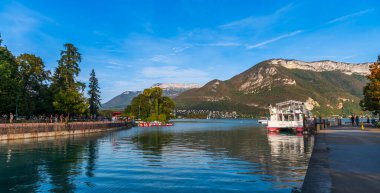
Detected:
[{"left": 15, "top": 95, "right": 19, "bottom": 118}]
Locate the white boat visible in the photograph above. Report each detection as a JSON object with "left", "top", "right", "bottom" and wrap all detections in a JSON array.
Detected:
[
  {"left": 258, "top": 118, "right": 268, "bottom": 125},
  {"left": 267, "top": 100, "right": 311, "bottom": 132}
]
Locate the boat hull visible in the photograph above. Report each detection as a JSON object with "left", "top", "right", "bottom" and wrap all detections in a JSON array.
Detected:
[{"left": 267, "top": 121, "right": 304, "bottom": 132}]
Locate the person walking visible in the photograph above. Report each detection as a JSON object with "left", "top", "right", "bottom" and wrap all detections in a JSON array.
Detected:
[
  {"left": 60, "top": 114, "right": 64, "bottom": 123},
  {"left": 355, "top": 115, "right": 360, "bottom": 127},
  {"left": 9, "top": 113, "right": 13, "bottom": 124},
  {"left": 351, "top": 115, "right": 355, "bottom": 126}
]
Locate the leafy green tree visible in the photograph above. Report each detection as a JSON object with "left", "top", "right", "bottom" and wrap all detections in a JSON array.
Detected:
[
  {"left": 125, "top": 94, "right": 151, "bottom": 119},
  {"left": 52, "top": 43, "right": 88, "bottom": 119},
  {"left": 125, "top": 87, "right": 175, "bottom": 122},
  {"left": 53, "top": 87, "right": 88, "bottom": 118},
  {"left": 0, "top": 35, "right": 20, "bottom": 114},
  {"left": 360, "top": 55, "right": 380, "bottom": 117},
  {"left": 150, "top": 87, "right": 163, "bottom": 115},
  {"left": 16, "top": 54, "right": 53, "bottom": 117},
  {"left": 88, "top": 69, "right": 101, "bottom": 118}
]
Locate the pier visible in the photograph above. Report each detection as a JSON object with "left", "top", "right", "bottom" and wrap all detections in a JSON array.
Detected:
[
  {"left": 302, "top": 125, "right": 380, "bottom": 193},
  {"left": 0, "top": 121, "right": 133, "bottom": 140}
]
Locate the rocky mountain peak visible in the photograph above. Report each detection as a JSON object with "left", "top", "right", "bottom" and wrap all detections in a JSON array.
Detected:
[
  {"left": 151, "top": 83, "right": 202, "bottom": 89},
  {"left": 267, "top": 59, "right": 371, "bottom": 75}
]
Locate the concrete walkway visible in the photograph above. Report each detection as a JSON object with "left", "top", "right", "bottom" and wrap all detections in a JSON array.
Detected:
[{"left": 302, "top": 126, "right": 380, "bottom": 193}]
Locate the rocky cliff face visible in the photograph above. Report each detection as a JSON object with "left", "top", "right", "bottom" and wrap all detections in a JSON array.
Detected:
[
  {"left": 175, "top": 59, "right": 368, "bottom": 116},
  {"left": 268, "top": 59, "right": 371, "bottom": 75}
]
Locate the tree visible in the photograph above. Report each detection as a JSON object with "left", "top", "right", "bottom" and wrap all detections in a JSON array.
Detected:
[
  {"left": 16, "top": 54, "right": 52, "bottom": 117},
  {"left": 88, "top": 69, "right": 101, "bottom": 118},
  {"left": 53, "top": 87, "right": 88, "bottom": 117},
  {"left": 52, "top": 43, "right": 88, "bottom": 119},
  {"left": 125, "top": 87, "right": 175, "bottom": 122},
  {"left": 360, "top": 55, "right": 380, "bottom": 118},
  {"left": 0, "top": 36, "right": 20, "bottom": 114}
]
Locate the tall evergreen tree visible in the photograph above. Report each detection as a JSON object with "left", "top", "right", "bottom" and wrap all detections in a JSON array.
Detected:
[
  {"left": 52, "top": 43, "right": 87, "bottom": 119},
  {"left": 88, "top": 69, "right": 101, "bottom": 118},
  {"left": 360, "top": 55, "right": 380, "bottom": 118}
]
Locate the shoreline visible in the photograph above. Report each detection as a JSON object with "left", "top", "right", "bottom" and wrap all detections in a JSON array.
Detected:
[
  {"left": 301, "top": 126, "right": 380, "bottom": 193},
  {"left": 0, "top": 121, "right": 133, "bottom": 140}
]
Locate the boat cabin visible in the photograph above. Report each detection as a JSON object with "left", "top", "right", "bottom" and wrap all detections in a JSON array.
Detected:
[{"left": 269, "top": 100, "right": 307, "bottom": 122}]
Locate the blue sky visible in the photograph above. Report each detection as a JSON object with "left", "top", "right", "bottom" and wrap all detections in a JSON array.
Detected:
[{"left": 1, "top": 0, "right": 380, "bottom": 102}]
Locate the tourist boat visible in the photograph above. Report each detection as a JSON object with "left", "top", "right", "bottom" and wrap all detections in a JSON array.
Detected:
[{"left": 267, "top": 100, "right": 311, "bottom": 132}]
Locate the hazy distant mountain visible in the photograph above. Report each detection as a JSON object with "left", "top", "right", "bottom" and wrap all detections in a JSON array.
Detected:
[
  {"left": 151, "top": 83, "right": 202, "bottom": 98},
  {"left": 174, "top": 59, "right": 370, "bottom": 116},
  {"left": 101, "top": 83, "right": 202, "bottom": 110},
  {"left": 101, "top": 91, "right": 141, "bottom": 110}
]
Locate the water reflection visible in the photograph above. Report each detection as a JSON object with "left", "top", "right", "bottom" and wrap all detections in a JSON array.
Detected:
[
  {"left": 132, "top": 129, "right": 174, "bottom": 156},
  {"left": 0, "top": 134, "right": 104, "bottom": 192},
  {"left": 0, "top": 120, "right": 313, "bottom": 192}
]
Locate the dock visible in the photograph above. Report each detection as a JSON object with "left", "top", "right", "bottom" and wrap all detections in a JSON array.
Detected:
[
  {"left": 0, "top": 121, "right": 133, "bottom": 140},
  {"left": 302, "top": 125, "right": 380, "bottom": 193}
]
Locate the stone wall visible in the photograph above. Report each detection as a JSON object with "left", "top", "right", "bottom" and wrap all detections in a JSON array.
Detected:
[{"left": 0, "top": 121, "right": 132, "bottom": 140}]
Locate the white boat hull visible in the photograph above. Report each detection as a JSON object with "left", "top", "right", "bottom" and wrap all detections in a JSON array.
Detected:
[
  {"left": 267, "top": 121, "right": 304, "bottom": 132},
  {"left": 258, "top": 119, "right": 268, "bottom": 125}
]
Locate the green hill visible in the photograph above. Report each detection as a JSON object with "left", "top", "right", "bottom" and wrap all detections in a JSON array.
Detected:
[{"left": 175, "top": 59, "right": 369, "bottom": 116}]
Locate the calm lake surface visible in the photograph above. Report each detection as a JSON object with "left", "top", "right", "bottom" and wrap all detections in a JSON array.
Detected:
[{"left": 0, "top": 119, "right": 314, "bottom": 192}]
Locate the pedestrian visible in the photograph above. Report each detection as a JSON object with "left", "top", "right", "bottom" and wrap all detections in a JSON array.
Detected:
[
  {"left": 50, "top": 114, "right": 53, "bottom": 123},
  {"left": 350, "top": 115, "right": 355, "bottom": 126},
  {"left": 60, "top": 114, "right": 63, "bottom": 123},
  {"left": 355, "top": 115, "right": 360, "bottom": 127},
  {"left": 367, "top": 116, "right": 370, "bottom": 124},
  {"left": 9, "top": 112, "right": 13, "bottom": 124},
  {"left": 54, "top": 114, "right": 58, "bottom": 123}
]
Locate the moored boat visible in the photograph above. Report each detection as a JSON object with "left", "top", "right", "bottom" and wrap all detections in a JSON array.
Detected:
[
  {"left": 267, "top": 100, "right": 311, "bottom": 132},
  {"left": 258, "top": 117, "right": 269, "bottom": 125}
]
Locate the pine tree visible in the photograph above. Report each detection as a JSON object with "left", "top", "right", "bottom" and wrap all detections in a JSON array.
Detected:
[
  {"left": 88, "top": 69, "right": 101, "bottom": 119},
  {"left": 360, "top": 55, "right": 380, "bottom": 118},
  {"left": 52, "top": 43, "right": 87, "bottom": 119}
]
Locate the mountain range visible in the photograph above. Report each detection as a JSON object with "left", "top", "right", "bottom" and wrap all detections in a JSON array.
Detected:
[
  {"left": 175, "top": 59, "right": 371, "bottom": 116},
  {"left": 101, "top": 83, "right": 201, "bottom": 110}
]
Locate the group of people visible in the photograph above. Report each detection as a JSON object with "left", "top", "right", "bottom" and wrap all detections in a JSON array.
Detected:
[
  {"left": 350, "top": 115, "right": 370, "bottom": 126},
  {"left": 2, "top": 113, "right": 68, "bottom": 124},
  {"left": 1, "top": 113, "right": 14, "bottom": 123}
]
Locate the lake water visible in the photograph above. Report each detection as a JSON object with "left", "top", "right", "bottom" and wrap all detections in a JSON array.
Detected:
[{"left": 0, "top": 119, "right": 314, "bottom": 192}]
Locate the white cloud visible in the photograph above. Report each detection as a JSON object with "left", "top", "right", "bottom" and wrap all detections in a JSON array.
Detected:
[
  {"left": 326, "top": 9, "right": 374, "bottom": 24},
  {"left": 205, "top": 42, "right": 241, "bottom": 47},
  {"left": 141, "top": 66, "right": 209, "bottom": 83},
  {"left": 172, "top": 46, "right": 190, "bottom": 53},
  {"left": 247, "top": 30, "right": 303, "bottom": 49},
  {"left": 220, "top": 2, "right": 294, "bottom": 30}
]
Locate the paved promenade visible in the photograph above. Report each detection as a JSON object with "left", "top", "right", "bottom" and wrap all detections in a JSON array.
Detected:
[{"left": 302, "top": 125, "right": 380, "bottom": 193}]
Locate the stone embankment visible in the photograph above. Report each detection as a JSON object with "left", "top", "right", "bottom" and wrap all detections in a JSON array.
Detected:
[
  {"left": 0, "top": 121, "right": 132, "bottom": 140},
  {"left": 302, "top": 125, "right": 380, "bottom": 193}
]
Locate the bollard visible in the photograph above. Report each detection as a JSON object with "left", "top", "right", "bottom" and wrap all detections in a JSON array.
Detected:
[{"left": 316, "top": 124, "right": 321, "bottom": 132}]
